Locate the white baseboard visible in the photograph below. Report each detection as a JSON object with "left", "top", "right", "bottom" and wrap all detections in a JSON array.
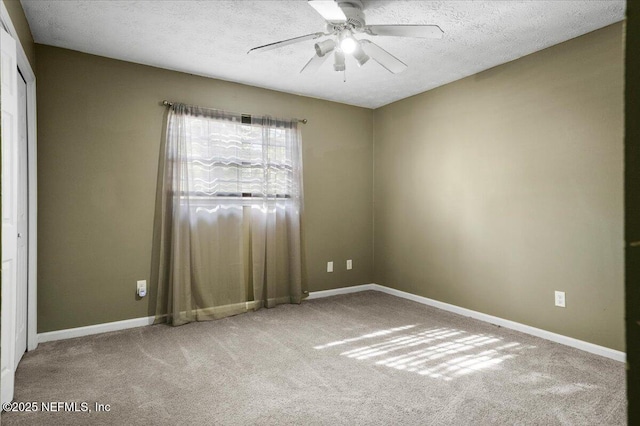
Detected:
[
  {"left": 37, "top": 286, "right": 378, "bottom": 343},
  {"left": 305, "top": 284, "right": 377, "bottom": 299},
  {"left": 38, "top": 284, "right": 626, "bottom": 363},
  {"left": 38, "top": 316, "right": 157, "bottom": 344},
  {"left": 308, "top": 283, "right": 626, "bottom": 363}
]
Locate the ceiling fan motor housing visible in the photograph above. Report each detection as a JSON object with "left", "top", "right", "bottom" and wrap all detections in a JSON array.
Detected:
[{"left": 337, "top": 0, "right": 366, "bottom": 30}]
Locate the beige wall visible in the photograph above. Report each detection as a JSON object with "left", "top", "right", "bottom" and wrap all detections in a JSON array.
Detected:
[
  {"left": 2, "top": 0, "right": 35, "bottom": 69},
  {"left": 373, "top": 23, "right": 625, "bottom": 351},
  {"left": 35, "top": 45, "right": 373, "bottom": 332}
]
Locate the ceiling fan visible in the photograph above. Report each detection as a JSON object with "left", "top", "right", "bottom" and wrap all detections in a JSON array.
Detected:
[{"left": 247, "top": 0, "right": 443, "bottom": 78}]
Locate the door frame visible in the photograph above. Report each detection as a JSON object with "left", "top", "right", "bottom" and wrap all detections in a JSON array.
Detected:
[{"left": 1, "top": 0, "right": 38, "bottom": 351}]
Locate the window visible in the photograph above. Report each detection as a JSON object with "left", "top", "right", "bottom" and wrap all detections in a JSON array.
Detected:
[{"left": 180, "top": 113, "right": 298, "bottom": 203}]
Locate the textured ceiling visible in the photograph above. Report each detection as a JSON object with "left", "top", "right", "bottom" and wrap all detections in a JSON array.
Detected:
[{"left": 21, "top": 0, "right": 625, "bottom": 108}]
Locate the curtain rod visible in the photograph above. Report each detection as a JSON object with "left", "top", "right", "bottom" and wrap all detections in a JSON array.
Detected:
[{"left": 161, "top": 100, "right": 308, "bottom": 124}]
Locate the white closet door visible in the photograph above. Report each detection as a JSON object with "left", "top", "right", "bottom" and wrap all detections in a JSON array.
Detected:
[
  {"left": 1, "top": 26, "right": 19, "bottom": 404},
  {"left": 15, "top": 71, "right": 28, "bottom": 367}
]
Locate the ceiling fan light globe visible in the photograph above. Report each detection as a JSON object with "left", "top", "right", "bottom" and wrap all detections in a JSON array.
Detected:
[
  {"left": 352, "top": 44, "right": 370, "bottom": 66},
  {"left": 334, "top": 49, "right": 346, "bottom": 72},
  {"left": 315, "top": 39, "right": 336, "bottom": 57},
  {"left": 340, "top": 37, "right": 358, "bottom": 55}
]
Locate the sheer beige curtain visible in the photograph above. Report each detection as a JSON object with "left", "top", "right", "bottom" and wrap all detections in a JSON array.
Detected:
[{"left": 155, "top": 104, "right": 303, "bottom": 326}]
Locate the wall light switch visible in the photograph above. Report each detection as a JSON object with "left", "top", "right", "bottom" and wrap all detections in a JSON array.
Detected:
[
  {"left": 327, "top": 261, "right": 333, "bottom": 273},
  {"left": 554, "top": 291, "right": 565, "bottom": 308},
  {"left": 346, "top": 259, "right": 353, "bottom": 270},
  {"left": 137, "top": 280, "right": 147, "bottom": 297}
]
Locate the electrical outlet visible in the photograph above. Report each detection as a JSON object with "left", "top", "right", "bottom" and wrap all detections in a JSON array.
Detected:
[
  {"left": 554, "top": 291, "right": 566, "bottom": 308},
  {"left": 346, "top": 259, "right": 353, "bottom": 270},
  {"left": 137, "top": 280, "right": 147, "bottom": 297},
  {"left": 327, "top": 261, "right": 333, "bottom": 273}
]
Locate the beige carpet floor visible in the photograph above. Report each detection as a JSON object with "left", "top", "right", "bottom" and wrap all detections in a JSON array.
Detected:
[{"left": 2, "top": 291, "right": 626, "bottom": 425}]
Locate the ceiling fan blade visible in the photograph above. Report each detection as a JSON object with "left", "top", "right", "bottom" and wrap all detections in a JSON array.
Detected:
[
  {"left": 300, "top": 53, "right": 330, "bottom": 74},
  {"left": 365, "top": 25, "right": 444, "bottom": 39},
  {"left": 360, "top": 40, "right": 407, "bottom": 74},
  {"left": 308, "top": 0, "right": 347, "bottom": 22},
  {"left": 248, "top": 32, "right": 324, "bottom": 54}
]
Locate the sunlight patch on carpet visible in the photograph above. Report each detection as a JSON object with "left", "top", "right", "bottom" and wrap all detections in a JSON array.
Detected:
[{"left": 315, "top": 325, "right": 536, "bottom": 381}]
